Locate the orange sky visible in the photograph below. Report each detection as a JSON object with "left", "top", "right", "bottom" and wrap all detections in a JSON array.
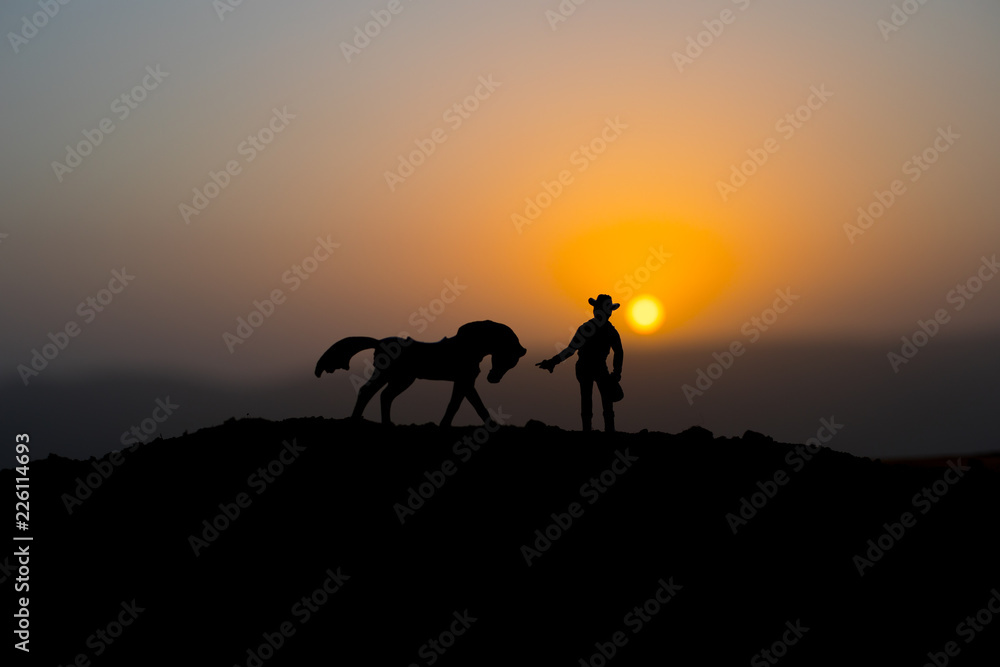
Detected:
[{"left": 3, "top": 0, "right": 999, "bottom": 384}]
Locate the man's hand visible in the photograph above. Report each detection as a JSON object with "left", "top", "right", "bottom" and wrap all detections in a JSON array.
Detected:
[
  {"left": 610, "top": 371, "right": 621, "bottom": 383},
  {"left": 536, "top": 358, "right": 558, "bottom": 373}
]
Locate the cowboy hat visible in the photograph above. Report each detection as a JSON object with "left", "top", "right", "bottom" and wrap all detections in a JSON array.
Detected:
[{"left": 588, "top": 294, "right": 620, "bottom": 311}]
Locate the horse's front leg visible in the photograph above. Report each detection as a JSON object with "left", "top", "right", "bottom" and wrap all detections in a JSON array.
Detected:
[
  {"left": 464, "top": 386, "right": 492, "bottom": 424},
  {"left": 440, "top": 382, "right": 466, "bottom": 428}
]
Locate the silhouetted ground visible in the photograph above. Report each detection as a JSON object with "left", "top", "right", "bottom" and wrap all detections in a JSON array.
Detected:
[{"left": 8, "top": 418, "right": 1000, "bottom": 665}]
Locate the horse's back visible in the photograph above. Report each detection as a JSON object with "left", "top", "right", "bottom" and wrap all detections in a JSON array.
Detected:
[{"left": 397, "top": 337, "right": 477, "bottom": 381}]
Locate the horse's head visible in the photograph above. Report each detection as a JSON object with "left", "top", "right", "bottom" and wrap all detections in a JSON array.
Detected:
[
  {"left": 487, "top": 344, "right": 527, "bottom": 383},
  {"left": 456, "top": 321, "right": 527, "bottom": 384}
]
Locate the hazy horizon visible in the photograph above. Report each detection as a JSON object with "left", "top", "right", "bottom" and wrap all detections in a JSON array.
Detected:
[{"left": 5, "top": 334, "right": 999, "bottom": 462}]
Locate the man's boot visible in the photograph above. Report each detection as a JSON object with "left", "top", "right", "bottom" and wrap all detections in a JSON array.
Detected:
[
  {"left": 603, "top": 411, "right": 615, "bottom": 434},
  {"left": 582, "top": 415, "right": 592, "bottom": 432}
]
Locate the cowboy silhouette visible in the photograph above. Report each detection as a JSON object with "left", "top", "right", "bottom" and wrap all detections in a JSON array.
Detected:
[{"left": 537, "top": 294, "right": 624, "bottom": 432}]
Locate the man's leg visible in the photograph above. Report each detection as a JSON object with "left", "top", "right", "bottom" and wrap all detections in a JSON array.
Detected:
[
  {"left": 596, "top": 371, "right": 616, "bottom": 433},
  {"left": 576, "top": 363, "right": 594, "bottom": 431}
]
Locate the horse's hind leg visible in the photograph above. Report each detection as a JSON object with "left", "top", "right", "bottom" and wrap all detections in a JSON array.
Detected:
[
  {"left": 352, "top": 374, "right": 390, "bottom": 420},
  {"left": 379, "top": 376, "right": 415, "bottom": 425}
]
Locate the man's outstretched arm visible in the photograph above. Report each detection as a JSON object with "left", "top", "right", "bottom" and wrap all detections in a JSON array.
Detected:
[{"left": 537, "top": 325, "right": 585, "bottom": 372}]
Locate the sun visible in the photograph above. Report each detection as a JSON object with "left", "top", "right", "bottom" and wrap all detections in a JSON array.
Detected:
[{"left": 626, "top": 295, "right": 664, "bottom": 334}]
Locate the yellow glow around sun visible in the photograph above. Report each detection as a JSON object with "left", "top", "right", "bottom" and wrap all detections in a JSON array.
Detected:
[
  {"left": 548, "top": 221, "right": 736, "bottom": 339},
  {"left": 627, "top": 295, "right": 664, "bottom": 334}
]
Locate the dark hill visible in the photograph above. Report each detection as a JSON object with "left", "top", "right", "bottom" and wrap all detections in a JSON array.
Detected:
[{"left": 8, "top": 418, "right": 1000, "bottom": 666}]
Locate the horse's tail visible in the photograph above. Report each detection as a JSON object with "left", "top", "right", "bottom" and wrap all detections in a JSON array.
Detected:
[{"left": 314, "top": 336, "right": 380, "bottom": 377}]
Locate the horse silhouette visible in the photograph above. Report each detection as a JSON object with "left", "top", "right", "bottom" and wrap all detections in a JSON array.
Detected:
[{"left": 315, "top": 320, "right": 526, "bottom": 426}]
